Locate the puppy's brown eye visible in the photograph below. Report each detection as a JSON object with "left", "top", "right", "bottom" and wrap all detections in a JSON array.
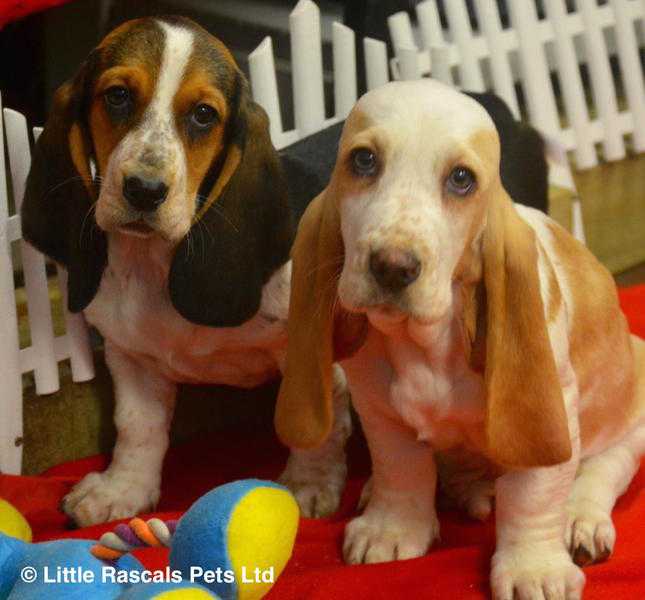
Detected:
[
  {"left": 191, "top": 104, "right": 219, "bottom": 128},
  {"left": 446, "top": 166, "right": 476, "bottom": 196},
  {"left": 105, "top": 86, "right": 130, "bottom": 108},
  {"left": 351, "top": 148, "right": 378, "bottom": 177}
]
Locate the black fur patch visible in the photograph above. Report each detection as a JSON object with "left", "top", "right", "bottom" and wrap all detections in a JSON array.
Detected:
[
  {"left": 464, "top": 92, "right": 549, "bottom": 213},
  {"left": 280, "top": 121, "right": 344, "bottom": 223},
  {"left": 168, "top": 100, "right": 293, "bottom": 327},
  {"left": 21, "top": 53, "right": 108, "bottom": 313}
]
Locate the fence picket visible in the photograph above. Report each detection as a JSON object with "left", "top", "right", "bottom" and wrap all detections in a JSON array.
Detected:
[
  {"left": 4, "top": 108, "right": 59, "bottom": 395},
  {"left": 474, "top": 0, "right": 521, "bottom": 117},
  {"left": 290, "top": 0, "right": 326, "bottom": 136},
  {"left": 578, "top": 0, "right": 626, "bottom": 161},
  {"left": 249, "top": 36, "right": 284, "bottom": 145},
  {"left": 0, "top": 93, "right": 23, "bottom": 474},
  {"left": 429, "top": 45, "right": 455, "bottom": 84},
  {"left": 544, "top": 0, "right": 597, "bottom": 168},
  {"left": 610, "top": 0, "right": 645, "bottom": 152},
  {"left": 332, "top": 22, "right": 357, "bottom": 119},
  {"left": 364, "top": 37, "right": 389, "bottom": 90},
  {"left": 417, "top": 1, "right": 446, "bottom": 49},
  {"left": 507, "top": 1, "right": 561, "bottom": 137},
  {"left": 397, "top": 46, "right": 422, "bottom": 81},
  {"left": 444, "top": 0, "right": 486, "bottom": 90},
  {"left": 388, "top": 11, "right": 417, "bottom": 52}
]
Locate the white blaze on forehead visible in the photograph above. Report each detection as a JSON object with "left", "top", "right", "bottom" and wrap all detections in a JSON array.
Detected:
[
  {"left": 96, "top": 20, "right": 196, "bottom": 240},
  {"left": 355, "top": 79, "right": 496, "bottom": 139},
  {"left": 148, "top": 21, "right": 194, "bottom": 123}
]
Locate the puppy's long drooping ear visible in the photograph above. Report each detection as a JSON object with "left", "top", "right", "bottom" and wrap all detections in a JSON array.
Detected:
[
  {"left": 169, "top": 76, "right": 293, "bottom": 327},
  {"left": 274, "top": 191, "right": 365, "bottom": 449},
  {"left": 21, "top": 53, "right": 107, "bottom": 312},
  {"left": 483, "top": 188, "right": 571, "bottom": 468}
]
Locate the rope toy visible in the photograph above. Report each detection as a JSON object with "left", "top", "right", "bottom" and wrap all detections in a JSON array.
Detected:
[{"left": 91, "top": 517, "right": 179, "bottom": 561}]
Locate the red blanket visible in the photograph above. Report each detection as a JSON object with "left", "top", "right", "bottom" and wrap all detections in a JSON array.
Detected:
[
  {"left": 0, "top": 0, "right": 74, "bottom": 27},
  {"left": 2, "top": 285, "right": 645, "bottom": 599}
]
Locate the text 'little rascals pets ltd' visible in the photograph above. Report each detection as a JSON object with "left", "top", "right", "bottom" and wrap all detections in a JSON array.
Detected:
[{"left": 19, "top": 564, "right": 276, "bottom": 585}]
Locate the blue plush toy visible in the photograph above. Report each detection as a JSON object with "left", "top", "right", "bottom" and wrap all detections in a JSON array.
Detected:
[{"left": 0, "top": 480, "right": 299, "bottom": 600}]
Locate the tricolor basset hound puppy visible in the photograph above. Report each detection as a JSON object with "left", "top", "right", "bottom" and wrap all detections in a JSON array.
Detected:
[
  {"left": 276, "top": 80, "right": 645, "bottom": 600},
  {"left": 20, "top": 16, "right": 354, "bottom": 526}
]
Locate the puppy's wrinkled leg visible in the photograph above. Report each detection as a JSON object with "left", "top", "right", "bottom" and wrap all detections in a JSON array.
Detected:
[
  {"left": 566, "top": 421, "right": 645, "bottom": 566},
  {"left": 344, "top": 399, "right": 439, "bottom": 564},
  {"left": 491, "top": 383, "right": 584, "bottom": 600},
  {"left": 279, "top": 364, "right": 351, "bottom": 518},
  {"left": 62, "top": 342, "right": 176, "bottom": 527}
]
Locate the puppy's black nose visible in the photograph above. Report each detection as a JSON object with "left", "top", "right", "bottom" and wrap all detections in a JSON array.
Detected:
[
  {"left": 369, "top": 248, "right": 421, "bottom": 291},
  {"left": 123, "top": 176, "right": 169, "bottom": 212}
]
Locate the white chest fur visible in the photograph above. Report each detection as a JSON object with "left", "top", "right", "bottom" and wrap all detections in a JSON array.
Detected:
[
  {"left": 346, "top": 301, "right": 487, "bottom": 452},
  {"left": 393, "top": 323, "right": 486, "bottom": 450},
  {"left": 84, "top": 235, "right": 291, "bottom": 388}
]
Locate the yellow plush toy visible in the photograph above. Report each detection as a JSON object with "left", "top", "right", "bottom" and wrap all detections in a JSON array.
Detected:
[
  {"left": 0, "top": 498, "right": 32, "bottom": 542},
  {"left": 1, "top": 480, "right": 299, "bottom": 600}
]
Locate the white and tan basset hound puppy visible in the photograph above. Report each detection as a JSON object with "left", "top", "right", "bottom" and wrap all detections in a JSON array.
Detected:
[
  {"left": 276, "top": 79, "right": 645, "bottom": 599},
  {"left": 21, "top": 16, "right": 351, "bottom": 526}
]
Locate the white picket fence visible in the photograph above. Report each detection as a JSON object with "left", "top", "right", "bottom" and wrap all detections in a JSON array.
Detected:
[
  {"left": 387, "top": 0, "right": 645, "bottom": 172},
  {"left": 249, "top": 0, "right": 390, "bottom": 149},
  {"left": 1, "top": 0, "right": 643, "bottom": 474},
  {"left": 385, "top": 0, "right": 644, "bottom": 239},
  {"left": 0, "top": 103, "right": 96, "bottom": 474}
]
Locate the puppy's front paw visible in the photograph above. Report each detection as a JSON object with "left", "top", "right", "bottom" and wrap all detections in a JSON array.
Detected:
[
  {"left": 491, "top": 543, "right": 585, "bottom": 600},
  {"left": 62, "top": 471, "right": 160, "bottom": 527},
  {"left": 343, "top": 506, "right": 439, "bottom": 564},
  {"left": 279, "top": 460, "right": 346, "bottom": 518},
  {"left": 566, "top": 498, "right": 616, "bottom": 566}
]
